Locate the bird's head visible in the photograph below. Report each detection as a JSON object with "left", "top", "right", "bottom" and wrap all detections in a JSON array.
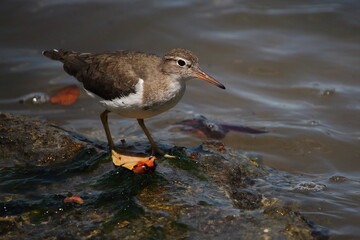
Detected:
[{"left": 161, "top": 48, "right": 225, "bottom": 89}]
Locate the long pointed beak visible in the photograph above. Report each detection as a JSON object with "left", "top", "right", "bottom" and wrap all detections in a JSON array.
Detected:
[{"left": 193, "top": 71, "right": 225, "bottom": 89}]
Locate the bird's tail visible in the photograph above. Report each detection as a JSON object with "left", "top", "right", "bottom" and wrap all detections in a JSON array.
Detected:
[{"left": 42, "top": 49, "right": 69, "bottom": 62}]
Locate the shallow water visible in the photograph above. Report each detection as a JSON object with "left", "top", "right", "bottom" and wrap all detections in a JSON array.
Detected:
[{"left": 0, "top": 0, "right": 359, "bottom": 238}]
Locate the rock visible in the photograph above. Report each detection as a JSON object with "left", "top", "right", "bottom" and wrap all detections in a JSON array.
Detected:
[
  {"left": 329, "top": 175, "right": 348, "bottom": 183},
  {"left": 292, "top": 182, "right": 327, "bottom": 192},
  {"left": 0, "top": 112, "right": 85, "bottom": 167},
  {"left": 0, "top": 219, "right": 17, "bottom": 235},
  {"left": 0, "top": 112, "right": 328, "bottom": 240}
]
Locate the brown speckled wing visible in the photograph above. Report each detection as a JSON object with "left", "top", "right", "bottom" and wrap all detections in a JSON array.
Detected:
[{"left": 59, "top": 50, "right": 159, "bottom": 100}]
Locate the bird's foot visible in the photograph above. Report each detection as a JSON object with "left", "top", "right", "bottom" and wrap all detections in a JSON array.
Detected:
[
  {"left": 149, "top": 146, "right": 164, "bottom": 156},
  {"left": 120, "top": 139, "right": 127, "bottom": 147},
  {"left": 148, "top": 146, "right": 176, "bottom": 158},
  {"left": 109, "top": 143, "right": 132, "bottom": 154}
]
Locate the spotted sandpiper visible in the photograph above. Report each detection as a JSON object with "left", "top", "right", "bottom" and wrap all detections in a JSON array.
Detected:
[{"left": 43, "top": 48, "right": 225, "bottom": 155}]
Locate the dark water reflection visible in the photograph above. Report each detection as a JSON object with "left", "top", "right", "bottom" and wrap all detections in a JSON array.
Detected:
[{"left": 0, "top": 0, "right": 359, "bottom": 239}]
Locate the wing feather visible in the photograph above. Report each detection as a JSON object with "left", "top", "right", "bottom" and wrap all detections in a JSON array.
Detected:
[{"left": 53, "top": 50, "right": 160, "bottom": 100}]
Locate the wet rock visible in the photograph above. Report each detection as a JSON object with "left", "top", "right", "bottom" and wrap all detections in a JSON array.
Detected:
[
  {"left": 329, "top": 175, "right": 348, "bottom": 183},
  {"left": 0, "top": 112, "right": 328, "bottom": 240},
  {"left": 293, "top": 182, "right": 327, "bottom": 192},
  {"left": 230, "top": 190, "right": 263, "bottom": 210},
  {"left": 0, "top": 219, "right": 17, "bottom": 235},
  {"left": 18, "top": 92, "right": 50, "bottom": 104},
  {"left": 0, "top": 112, "right": 85, "bottom": 167},
  {"left": 177, "top": 115, "right": 267, "bottom": 140}
]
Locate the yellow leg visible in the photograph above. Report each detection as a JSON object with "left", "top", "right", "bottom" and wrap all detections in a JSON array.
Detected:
[
  {"left": 100, "top": 110, "right": 115, "bottom": 150},
  {"left": 137, "top": 119, "right": 164, "bottom": 156}
]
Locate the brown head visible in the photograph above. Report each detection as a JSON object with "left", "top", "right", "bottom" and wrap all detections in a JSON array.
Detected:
[{"left": 161, "top": 48, "right": 225, "bottom": 89}]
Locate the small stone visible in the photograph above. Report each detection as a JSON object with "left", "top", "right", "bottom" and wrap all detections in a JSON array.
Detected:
[
  {"left": 293, "top": 182, "right": 327, "bottom": 192},
  {"left": 310, "top": 120, "right": 319, "bottom": 126},
  {"left": 321, "top": 89, "right": 335, "bottom": 96},
  {"left": 329, "top": 175, "right": 348, "bottom": 183},
  {"left": 189, "top": 151, "right": 200, "bottom": 160},
  {"left": 118, "top": 221, "right": 130, "bottom": 228}
]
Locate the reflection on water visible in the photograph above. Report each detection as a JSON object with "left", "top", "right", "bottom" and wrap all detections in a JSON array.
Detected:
[{"left": 0, "top": 0, "right": 359, "bottom": 239}]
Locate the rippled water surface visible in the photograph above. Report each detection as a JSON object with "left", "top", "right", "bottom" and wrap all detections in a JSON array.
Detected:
[{"left": 0, "top": 0, "right": 359, "bottom": 239}]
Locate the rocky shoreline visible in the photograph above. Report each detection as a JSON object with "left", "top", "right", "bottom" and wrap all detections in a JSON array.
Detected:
[{"left": 0, "top": 112, "right": 328, "bottom": 239}]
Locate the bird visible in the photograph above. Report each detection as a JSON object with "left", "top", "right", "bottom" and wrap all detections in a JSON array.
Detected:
[{"left": 43, "top": 48, "right": 225, "bottom": 156}]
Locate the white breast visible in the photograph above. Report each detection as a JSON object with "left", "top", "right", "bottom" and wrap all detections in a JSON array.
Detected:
[
  {"left": 102, "top": 78, "right": 144, "bottom": 107},
  {"left": 84, "top": 77, "right": 186, "bottom": 119},
  {"left": 85, "top": 78, "right": 147, "bottom": 118}
]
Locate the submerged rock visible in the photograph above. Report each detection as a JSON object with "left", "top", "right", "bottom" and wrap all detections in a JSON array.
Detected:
[
  {"left": 292, "top": 182, "right": 327, "bottom": 192},
  {"left": 329, "top": 175, "right": 348, "bottom": 183},
  {"left": 177, "top": 115, "right": 267, "bottom": 139},
  {"left": 0, "top": 112, "right": 328, "bottom": 240}
]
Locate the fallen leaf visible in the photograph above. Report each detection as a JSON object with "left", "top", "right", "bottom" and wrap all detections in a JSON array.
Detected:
[
  {"left": 50, "top": 85, "right": 79, "bottom": 106},
  {"left": 218, "top": 145, "right": 226, "bottom": 152},
  {"left": 64, "top": 194, "right": 83, "bottom": 204},
  {"left": 112, "top": 150, "right": 156, "bottom": 174}
]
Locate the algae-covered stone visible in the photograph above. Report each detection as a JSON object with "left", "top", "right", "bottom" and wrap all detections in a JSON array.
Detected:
[{"left": 0, "top": 112, "right": 85, "bottom": 166}]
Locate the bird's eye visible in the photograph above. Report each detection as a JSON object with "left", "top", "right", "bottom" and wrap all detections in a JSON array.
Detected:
[{"left": 177, "top": 59, "right": 186, "bottom": 67}]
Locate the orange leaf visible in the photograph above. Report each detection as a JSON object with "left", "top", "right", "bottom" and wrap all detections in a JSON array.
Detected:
[
  {"left": 132, "top": 157, "right": 156, "bottom": 174},
  {"left": 50, "top": 85, "right": 79, "bottom": 106},
  {"left": 64, "top": 194, "right": 84, "bottom": 204},
  {"left": 112, "top": 150, "right": 156, "bottom": 174}
]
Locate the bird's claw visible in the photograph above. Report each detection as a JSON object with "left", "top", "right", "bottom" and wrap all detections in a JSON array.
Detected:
[
  {"left": 110, "top": 144, "right": 132, "bottom": 154},
  {"left": 149, "top": 147, "right": 177, "bottom": 158},
  {"left": 150, "top": 147, "right": 165, "bottom": 157}
]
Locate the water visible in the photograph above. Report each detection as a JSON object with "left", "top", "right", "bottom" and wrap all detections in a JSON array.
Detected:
[{"left": 0, "top": 0, "right": 359, "bottom": 238}]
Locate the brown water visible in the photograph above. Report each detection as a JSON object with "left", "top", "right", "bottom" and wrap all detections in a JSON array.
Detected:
[{"left": 0, "top": 0, "right": 359, "bottom": 239}]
